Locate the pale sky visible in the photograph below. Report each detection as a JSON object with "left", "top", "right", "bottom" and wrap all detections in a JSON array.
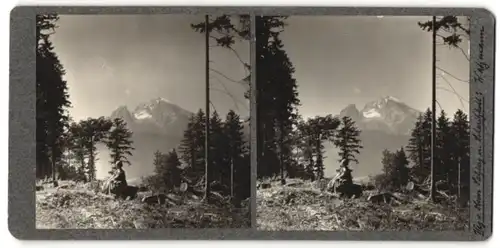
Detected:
[
  {"left": 52, "top": 15, "right": 469, "bottom": 122},
  {"left": 51, "top": 15, "right": 250, "bottom": 121},
  {"left": 280, "top": 16, "right": 470, "bottom": 118}
]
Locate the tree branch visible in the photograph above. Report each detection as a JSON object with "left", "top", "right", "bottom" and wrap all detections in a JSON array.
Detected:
[
  {"left": 436, "top": 86, "right": 470, "bottom": 103},
  {"left": 209, "top": 68, "right": 243, "bottom": 84},
  {"left": 437, "top": 75, "right": 468, "bottom": 110},
  {"left": 436, "top": 66, "right": 469, "bottom": 83},
  {"left": 457, "top": 45, "right": 470, "bottom": 61}
]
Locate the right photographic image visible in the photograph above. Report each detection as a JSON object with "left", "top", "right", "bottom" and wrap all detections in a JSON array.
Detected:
[{"left": 255, "top": 16, "right": 471, "bottom": 231}]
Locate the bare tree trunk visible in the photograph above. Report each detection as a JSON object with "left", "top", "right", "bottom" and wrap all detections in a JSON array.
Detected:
[
  {"left": 204, "top": 14, "right": 211, "bottom": 202},
  {"left": 279, "top": 125, "right": 285, "bottom": 185},
  {"left": 51, "top": 152, "right": 58, "bottom": 187},
  {"left": 430, "top": 15, "right": 437, "bottom": 203},
  {"left": 230, "top": 156, "right": 234, "bottom": 198},
  {"left": 457, "top": 157, "right": 461, "bottom": 206}
]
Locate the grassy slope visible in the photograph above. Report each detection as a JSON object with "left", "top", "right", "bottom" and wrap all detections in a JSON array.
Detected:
[
  {"left": 36, "top": 181, "right": 250, "bottom": 229},
  {"left": 257, "top": 178, "right": 468, "bottom": 231}
]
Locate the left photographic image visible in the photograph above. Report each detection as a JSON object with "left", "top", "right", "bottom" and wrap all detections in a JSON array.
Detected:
[{"left": 35, "top": 14, "right": 251, "bottom": 229}]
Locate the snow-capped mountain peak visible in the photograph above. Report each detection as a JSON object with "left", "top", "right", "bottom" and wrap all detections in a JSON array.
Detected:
[
  {"left": 155, "top": 97, "right": 171, "bottom": 104},
  {"left": 339, "top": 96, "right": 420, "bottom": 135},
  {"left": 134, "top": 109, "right": 153, "bottom": 120},
  {"left": 384, "top": 95, "right": 402, "bottom": 103},
  {"left": 362, "top": 108, "right": 382, "bottom": 118},
  {"left": 110, "top": 97, "right": 193, "bottom": 135}
]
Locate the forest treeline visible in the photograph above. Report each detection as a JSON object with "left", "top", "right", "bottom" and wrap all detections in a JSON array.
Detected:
[
  {"left": 144, "top": 109, "right": 250, "bottom": 202},
  {"left": 376, "top": 109, "right": 470, "bottom": 204}
]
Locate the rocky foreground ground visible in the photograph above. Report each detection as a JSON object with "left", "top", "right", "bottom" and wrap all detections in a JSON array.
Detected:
[
  {"left": 36, "top": 181, "right": 250, "bottom": 229},
  {"left": 257, "top": 178, "right": 468, "bottom": 231}
]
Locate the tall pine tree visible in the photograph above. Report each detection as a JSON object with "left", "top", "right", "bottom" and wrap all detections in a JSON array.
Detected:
[
  {"left": 36, "top": 15, "right": 71, "bottom": 184},
  {"left": 334, "top": 116, "right": 363, "bottom": 169},
  {"left": 436, "top": 110, "right": 454, "bottom": 190},
  {"left": 407, "top": 109, "right": 433, "bottom": 184},
  {"left": 79, "top": 117, "right": 113, "bottom": 181},
  {"left": 193, "top": 16, "right": 301, "bottom": 181},
  {"left": 393, "top": 147, "right": 410, "bottom": 190},
  {"left": 158, "top": 149, "right": 182, "bottom": 191},
  {"left": 450, "top": 109, "right": 470, "bottom": 205},
  {"left": 224, "top": 110, "right": 249, "bottom": 200},
  {"left": 67, "top": 122, "right": 87, "bottom": 181},
  {"left": 179, "top": 110, "right": 206, "bottom": 184},
  {"left": 209, "top": 111, "right": 226, "bottom": 191},
  {"left": 105, "top": 118, "right": 134, "bottom": 166}
]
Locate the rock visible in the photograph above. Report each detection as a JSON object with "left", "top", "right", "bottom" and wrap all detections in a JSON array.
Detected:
[
  {"left": 141, "top": 194, "right": 167, "bottom": 205},
  {"left": 260, "top": 182, "right": 271, "bottom": 189},
  {"left": 179, "top": 182, "right": 188, "bottom": 192},
  {"left": 406, "top": 181, "right": 415, "bottom": 191},
  {"left": 123, "top": 186, "right": 139, "bottom": 200},
  {"left": 336, "top": 183, "right": 363, "bottom": 198}
]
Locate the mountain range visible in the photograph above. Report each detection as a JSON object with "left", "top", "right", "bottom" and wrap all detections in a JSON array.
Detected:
[{"left": 95, "top": 96, "right": 421, "bottom": 181}]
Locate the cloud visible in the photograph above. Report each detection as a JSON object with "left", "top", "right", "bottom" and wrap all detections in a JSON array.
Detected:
[
  {"left": 124, "top": 89, "right": 131, "bottom": 96},
  {"left": 353, "top": 87, "right": 361, "bottom": 94}
]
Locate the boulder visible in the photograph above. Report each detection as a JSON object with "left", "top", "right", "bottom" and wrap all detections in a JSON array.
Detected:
[
  {"left": 142, "top": 194, "right": 167, "bottom": 205},
  {"left": 335, "top": 183, "right": 363, "bottom": 199},
  {"left": 123, "top": 186, "right": 139, "bottom": 200}
]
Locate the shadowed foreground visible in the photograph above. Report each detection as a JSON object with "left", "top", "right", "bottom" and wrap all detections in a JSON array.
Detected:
[
  {"left": 36, "top": 181, "right": 250, "bottom": 229},
  {"left": 257, "top": 178, "right": 468, "bottom": 231}
]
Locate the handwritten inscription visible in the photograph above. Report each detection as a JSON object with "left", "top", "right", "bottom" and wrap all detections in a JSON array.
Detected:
[
  {"left": 471, "top": 25, "right": 488, "bottom": 237},
  {"left": 473, "top": 26, "right": 490, "bottom": 84}
]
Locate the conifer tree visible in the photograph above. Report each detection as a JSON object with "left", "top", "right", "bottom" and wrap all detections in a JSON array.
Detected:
[
  {"left": 224, "top": 110, "right": 248, "bottom": 198},
  {"left": 79, "top": 117, "right": 113, "bottom": 181},
  {"left": 179, "top": 115, "right": 197, "bottom": 173},
  {"left": 209, "top": 111, "right": 226, "bottom": 190},
  {"left": 334, "top": 116, "right": 363, "bottom": 168},
  {"left": 180, "top": 110, "right": 207, "bottom": 183},
  {"left": 105, "top": 118, "right": 134, "bottom": 166},
  {"left": 68, "top": 122, "right": 87, "bottom": 181},
  {"left": 378, "top": 149, "right": 396, "bottom": 190},
  {"left": 393, "top": 147, "right": 410, "bottom": 189},
  {"left": 407, "top": 109, "right": 433, "bottom": 184},
  {"left": 160, "top": 149, "right": 182, "bottom": 191},
  {"left": 450, "top": 109, "right": 470, "bottom": 204},
  {"left": 36, "top": 15, "right": 71, "bottom": 184},
  {"left": 436, "top": 110, "right": 454, "bottom": 189},
  {"left": 418, "top": 16, "right": 470, "bottom": 48},
  {"left": 192, "top": 16, "right": 301, "bottom": 181},
  {"left": 406, "top": 114, "right": 425, "bottom": 181}
]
